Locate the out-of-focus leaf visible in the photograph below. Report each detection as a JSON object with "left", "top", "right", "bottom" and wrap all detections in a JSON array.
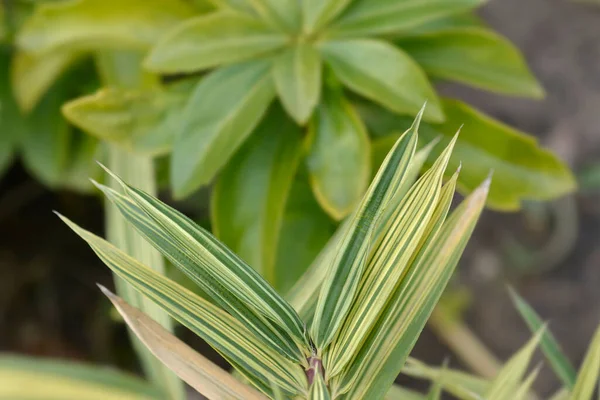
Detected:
[
  {"left": 101, "top": 285, "right": 268, "bottom": 400},
  {"left": 273, "top": 43, "right": 322, "bottom": 124},
  {"left": 247, "top": 0, "right": 300, "bottom": 32},
  {"left": 570, "top": 325, "right": 600, "bottom": 400},
  {"left": 514, "top": 367, "right": 541, "bottom": 400},
  {"left": 509, "top": 288, "right": 577, "bottom": 389},
  {"left": 359, "top": 99, "right": 576, "bottom": 210},
  {"left": 397, "top": 28, "right": 543, "bottom": 98},
  {"left": 171, "top": 59, "right": 275, "bottom": 198},
  {"left": 302, "top": 0, "right": 351, "bottom": 34},
  {"left": 328, "top": 0, "right": 483, "bottom": 37},
  {"left": 145, "top": 10, "right": 287, "bottom": 73},
  {"left": 16, "top": 0, "right": 194, "bottom": 54},
  {"left": 211, "top": 104, "right": 304, "bottom": 286},
  {"left": 320, "top": 39, "right": 443, "bottom": 122},
  {"left": 11, "top": 50, "right": 81, "bottom": 112},
  {"left": 306, "top": 88, "right": 371, "bottom": 220},
  {"left": 0, "top": 355, "right": 161, "bottom": 400},
  {"left": 59, "top": 215, "right": 308, "bottom": 397},
  {"left": 385, "top": 384, "right": 426, "bottom": 400},
  {"left": 407, "top": 13, "right": 485, "bottom": 36}
]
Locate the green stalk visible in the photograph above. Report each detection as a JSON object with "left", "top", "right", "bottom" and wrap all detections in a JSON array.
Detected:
[{"left": 99, "top": 51, "right": 186, "bottom": 400}]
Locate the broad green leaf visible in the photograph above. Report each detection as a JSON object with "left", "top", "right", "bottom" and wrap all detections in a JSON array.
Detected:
[
  {"left": 145, "top": 11, "right": 287, "bottom": 73},
  {"left": 570, "top": 325, "right": 600, "bottom": 400},
  {"left": 16, "top": 0, "right": 194, "bottom": 54},
  {"left": 308, "top": 369, "right": 331, "bottom": 400},
  {"left": 211, "top": 104, "right": 304, "bottom": 285},
  {"left": 171, "top": 59, "right": 276, "bottom": 198},
  {"left": 302, "top": 0, "right": 352, "bottom": 34},
  {"left": 59, "top": 215, "right": 308, "bottom": 397},
  {"left": 276, "top": 175, "right": 337, "bottom": 295},
  {"left": 485, "top": 330, "right": 543, "bottom": 400},
  {"left": 335, "top": 177, "right": 490, "bottom": 399},
  {"left": 320, "top": 39, "right": 443, "bottom": 122},
  {"left": 93, "top": 173, "right": 310, "bottom": 362},
  {"left": 63, "top": 85, "right": 187, "bottom": 156},
  {"left": 310, "top": 109, "right": 421, "bottom": 350},
  {"left": 0, "top": 355, "right": 161, "bottom": 400},
  {"left": 325, "top": 137, "right": 457, "bottom": 378},
  {"left": 509, "top": 288, "right": 577, "bottom": 389},
  {"left": 397, "top": 28, "right": 543, "bottom": 98},
  {"left": 101, "top": 285, "right": 268, "bottom": 400},
  {"left": 273, "top": 43, "right": 322, "bottom": 124},
  {"left": 306, "top": 88, "right": 371, "bottom": 220},
  {"left": 328, "top": 0, "right": 483, "bottom": 37},
  {"left": 407, "top": 13, "right": 485, "bottom": 36},
  {"left": 358, "top": 99, "right": 576, "bottom": 210},
  {"left": 11, "top": 49, "right": 81, "bottom": 112},
  {"left": 249, "top": 0, "right": 301, "bottom": 32},
  {"left": 385, "top": 384, "right": 426, "bottom": 400}
]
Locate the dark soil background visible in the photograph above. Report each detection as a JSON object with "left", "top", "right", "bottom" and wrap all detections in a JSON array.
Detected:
[{"left": 1, "top": 0, "right": 599, "bottom": 398}]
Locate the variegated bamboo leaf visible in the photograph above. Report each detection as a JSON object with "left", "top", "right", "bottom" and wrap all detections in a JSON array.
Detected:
[{"left": 570, "top": 325, "right": 600, "bottom": 400}]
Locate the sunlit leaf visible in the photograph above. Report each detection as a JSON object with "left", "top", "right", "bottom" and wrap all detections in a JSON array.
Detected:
[
  {"left": 302, "top": 0, "right": 351, "bottom": 34},
  {"left": 385, "top": 384, "right": 426, "bottom": 400},
  {"left": 570, "top": 325, "right": 600, "bottom": 400}
]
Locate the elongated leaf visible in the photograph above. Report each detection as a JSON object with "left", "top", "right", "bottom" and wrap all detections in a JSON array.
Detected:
[
  {"left": 211, "top": 105, "right": 304, "bottom": 285},
  {"left": 302, "top": 0, "right": 352, "bottom": 34},
  {"left": 385, "top": 384, "right": 426, "bottom": 400},
  {"left": 509, "top": 288, "right": 577, "bottom": 389},
  {"left": 570, "top": 325, "right": 600, "bottom": 400},
  {"left": 335, "top": 177, "right": 490, "bottom": 399},
  {"left": 172, "top": 59, "right": 276, "bottom": 198},
  {"left": 309, "top": 109, "right": 422, "bottom": 350},
  {"left": 358, "top": 99, "right": 576, "bottom": 210},
  {"left": 320, "top": 39, "right": 443, "bottom": 122},
  {"left": 145, "top": 11, "right": 286, "bottom": 73},
  {"left": 309, "top": 370, "right": 332, "bottom": 400},
  {"left": 514, "top": 367, "right": 541, "bottom": 400},
  {"left": 326, "top": 138, "right": 457, "bottom": 378},
  {"left": 94, "top": 173, "right": 309, "bottom": 361},
  {"left": 328, "top": 0, "right": 483, "bottom": 37},
  {"left": 11, "top": 50, "right": 80, "bottom": 112},
  {"left": 306, "top": 88, "right": 371, "bottom": 220},
  {"left": 101, "top": 285, "right": 267, "bottom": 400},
  {"left": 16, "top": 0, "right": 193, "bottom": 54},
  {"left": 273, "top": 43, "right": 322, "bottom": 124},
  {"left": 409, "top": 13, "right": 485, "bottom": 35},
  {"left": 249, "top": 0, "right": 300, "bottom": 32},
  {"left": 485, "top": 330, "right": 543, "bottom": 400},
  {"left": 59, "top": 215, "right": 308, "bottom": 397},
  {"left": 0, "top": 355, "right": 160, "bottom": 400},
  {"left": 397, "top": 28, "right": 543, "bottom": 98}
]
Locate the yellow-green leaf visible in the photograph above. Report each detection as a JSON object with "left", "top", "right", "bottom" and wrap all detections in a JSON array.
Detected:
[
  {"left": 570, "top": 325, "right": 600, "bottom": 400},
  {"left": 302, "top": 0, "right": 352, "bottom": 34}
]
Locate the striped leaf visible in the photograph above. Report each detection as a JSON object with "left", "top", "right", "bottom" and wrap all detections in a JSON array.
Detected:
[
  {"left": 333, "top": 175, "right": 490, "bottom": 399},
  {"left": 309, "top": 107, "right": 423, "bottom": 350},
  {"left": 514, "top": 366, "right": 541, "bottom": 400},
  {"left": 509, "top": 287, "right": 577, "bottom": 389},
  {"left": 325, "top": 138, "right": 457, "bottom": 377},
  {"left": 309, "top": 369, "right": 332, "bottom": 400},
  {"left": 58, "top": 215, "right": 308, "bottom": 397},
  {"left": 570, "top": 325, "right": 600, "bottom": 400},
  {"left": 101, "top": 285, "right": 268, "bottom": 400},
  {"left": 93, "top": 172, "right": 310, "bottom": 362}
]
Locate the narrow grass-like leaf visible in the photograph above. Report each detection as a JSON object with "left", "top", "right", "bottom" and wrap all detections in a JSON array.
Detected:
[
  {"left": 100, "top": 285, "right": 268, "bottom": 400},
  {"left": 570, "top": 325, "right": 600, "bottom": 400},
  {"left": 309, "top": 108, "right": 422, "bottom": 350},
  {"left": 94, "top": 174, "right": 309, "bottom": 361},
  {"left": 385, "top": 384, "right": 426, "bottom": 400},
  {"left": 509, "top": 287, "right": 577, "bottom": 389},
  {"left": 326, "top": 138, "right": 457, "bottom": 378},
  {"left": 335, "top": 176, "right": 490, "bottom": 399},
  {"left": 58, "top": 215, "right": 308, "bottom": 397},
  {"left": 514, "top": 366, "right": 541, "bottom": 400},
  {"left": 309, "top": 370, "right": 332, "bottom": 400}
]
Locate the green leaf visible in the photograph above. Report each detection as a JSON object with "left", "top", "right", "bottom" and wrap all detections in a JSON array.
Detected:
[
  {"left": 407, "top": 13, "right": 485, "bottom": 36},
  {"left": 359, "top": 99, "right": 576, "bottom": 211},
  {"left": 16, "top": 0, "right": 194, "bottom": 54},
  {"left": 59, "top": 215, "right": 308, "bottom": 397},
  {"left": 320, "top": 39, "right": 443, "bottom": 122},
  {"left": 273, "top": 43, "right": 322, "bottom": 124},
  {"left": 171, "top": 59, "right": 276, "bottom": 198},
  {"left": 101, "top": 285, "right": 268, "bottom": 400},
  {"left": 302, "top": 0, "right": 352, "bottom": 34},
  {"left": 276, "top": 175, "right": 337, "bottom": 295},
  {"left": 306, "top": 88, "right": 371, "bottom": 220},
  {"left": 63, "top": 85, "right": 188, "bottom": 156},
  {"left": 249, "top": 0, "right": 301, "bottom": 32},
  {"left": 335, "top": 176, "right": 490, "bottom": 399},
  {"left": 0, "top": 355, "right": 161, "bottom": 400},
  {"left": 570, "top": 325, "right": 600, "bottom": 400},
  {"left": 308, "top": 369, "right": 331, "bottom": 400},
  {"left": 509, "top": 288, "right": 577, "bottom": 389},
  {"left": 396, "top": 28, "right": 543, "bottom": 98},
  {"left": 310, "top": 109, "right": 421, "bottom": 350},
  {"left": 385, "top": 384, "right": 426, "bottom": 400},
  {"left": 514, "top": 367, "right": 541, "bottom": 400},
  {"left": 328, "top": 0, "right": 483, "bottom": 37},
  {"left": 145, "top": 10, "right": 287, "bottom": 74},
  {"left": 211, "top": 104, "right": 304, "bottom": 286},
  {"left": 93, "top": 172, "right": 310, "bottom": 362}
]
